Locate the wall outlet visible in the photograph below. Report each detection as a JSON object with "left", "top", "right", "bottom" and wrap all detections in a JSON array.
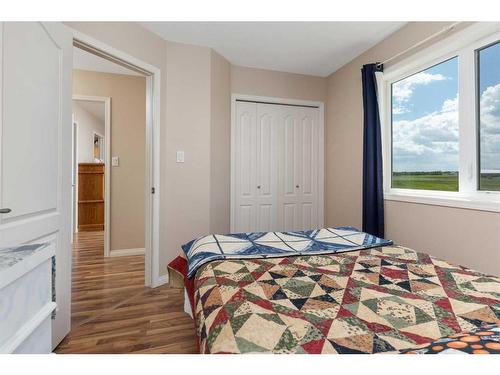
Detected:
[
  {"left": 112, "top": 156, "right": 119, "bottom": 167},
  {"left": 176, "top": 151, "right": 185, "bottom": 163}
]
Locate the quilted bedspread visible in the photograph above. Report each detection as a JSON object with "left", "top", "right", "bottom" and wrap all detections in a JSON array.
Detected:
[
  {"left": 193, "top": 246, "right": 500, "bottom": 354},
  {"left": 182, "top": 227, "right": 391, "bottom": 278}
]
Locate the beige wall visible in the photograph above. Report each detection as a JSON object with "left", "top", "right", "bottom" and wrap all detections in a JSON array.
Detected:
[
  {"left": 163, "top": 40, "right": 213, "bottom": 256},
  {"left": 72, "top": 100, "right": 105, "bottom": 163},
  {"left": 385, "top": 201, "right": 500, "bottom": 275},
  {"left": 231, "top": 65, "right": 327, "bottom": 102},
  {"left": 73, "top": 69, "right": 146, "bottom": 252},
  {"left": 326, "top": 22, "right": 500, "bottom": 275},
  {"left": 210, "top": 50, "right": 231, "bottom": 234}
]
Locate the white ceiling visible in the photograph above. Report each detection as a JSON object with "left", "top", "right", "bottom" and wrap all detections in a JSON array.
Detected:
[
  {"left": 141, "top": 22, "right": 406, "bottom": 77},
  {"left": 73, "top": 46, "right": 142, "bottom": 76},
  {"left": 74, "top": 100, "right": 105, "bottom": 123}
]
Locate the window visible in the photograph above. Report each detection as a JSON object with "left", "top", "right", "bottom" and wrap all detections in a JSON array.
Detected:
[
  {"left": 382, "top": 24, "right": 500, "bottom": 212},
  {"left": 477, "top": 41, "right": 500, "bottom": 191},
  {"left": 391, "top": 58, "right": 459, "bottom": 191}
]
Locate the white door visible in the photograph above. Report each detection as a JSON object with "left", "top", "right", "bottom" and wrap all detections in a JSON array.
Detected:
[
  {"left": 0, "top": 22, "right": 73, "bottom": 349},
  {"left": 233, "top": 101, "right": 321, "bottom": 233},
  {"left": 234, "top": 102, "right": 280, "bottom": 232},
  {"left": 296, "top": 107, "right": 320, "bottom": 231},
  {"left": 280, "top": 108, "right": 302, "bottom": 231},
  {"left": 234, "top": 101, "right": 257, "bottom": 232},
  {"left": 255, "top": 104, "right": 280, "bottom": 232},
  {"left": 278, "top": 106, "right": 320, "bottom": 232}
]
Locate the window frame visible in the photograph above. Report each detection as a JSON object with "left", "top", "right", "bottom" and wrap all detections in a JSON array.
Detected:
[
  {"left": 476, "top": 39, "right": 500, "bottom": 192},
  {"left": 380, "top": 23, "right": 500, "bottom": 213}
]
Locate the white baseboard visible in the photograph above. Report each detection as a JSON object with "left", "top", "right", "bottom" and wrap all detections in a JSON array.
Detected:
[
  {"left": 152, "top": 274, "right": 169, "bottom": 288},
  {"left": 109, "top": 247, "right": 145, "bottom": 257}
]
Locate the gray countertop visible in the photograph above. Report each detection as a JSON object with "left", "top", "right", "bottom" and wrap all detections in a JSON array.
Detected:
[{"left": 0, "top": 243, "right": 51, "bottom": 273}]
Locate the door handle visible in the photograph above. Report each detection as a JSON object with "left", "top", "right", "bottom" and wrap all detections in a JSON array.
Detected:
[
  {"left": 0, "top": 208, "right": 11, "bottom": 214},
  {"left": 257, "top": 185, "right": 261, "bottom": 189},
  {"left": 296, "top": 185, "right": 300, "bottom": 188}
]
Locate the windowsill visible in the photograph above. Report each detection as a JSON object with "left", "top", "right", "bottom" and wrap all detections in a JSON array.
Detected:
[{"left": 384, "top": 189, "right": 500, "bottom": 213}]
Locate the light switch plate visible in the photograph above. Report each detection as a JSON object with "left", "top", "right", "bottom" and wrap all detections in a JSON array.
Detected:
[
  {"left": 176, "top": 151, "right": 185, "bottom": 163},
  {"left": 112, "top": 156, "right": 119, "bottom": 167}
]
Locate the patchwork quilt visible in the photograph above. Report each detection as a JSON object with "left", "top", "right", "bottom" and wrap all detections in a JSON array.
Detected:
[
  {"left": 193, "top": 246, "right": 500, "bottom": 354},
  {"left": 182, "top": 227, "right": 392, "bottom": 278}
]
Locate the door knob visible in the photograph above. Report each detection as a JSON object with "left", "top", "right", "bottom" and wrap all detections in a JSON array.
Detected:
[
  {"left": 257, "top": 185, "right": 261, "bottom": 189},
  {"left": 0, "top": 208, "right": 11, "bottom": 214},
  {"left": 296, "top": 185, "right": 300, "bottom": 188}
]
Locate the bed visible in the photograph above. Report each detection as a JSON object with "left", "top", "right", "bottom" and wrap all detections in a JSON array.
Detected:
[{"left": 170, "top": 227, "right": 500, "bottom": 354}]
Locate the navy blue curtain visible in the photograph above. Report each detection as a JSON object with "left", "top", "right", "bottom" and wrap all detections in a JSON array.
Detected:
[{"left": 361, "top": 63, "right": 384, "bottom": 237}]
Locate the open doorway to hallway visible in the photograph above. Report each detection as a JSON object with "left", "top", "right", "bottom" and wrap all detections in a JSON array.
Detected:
[
  {"left": 72, "top": 97, "right": 106, "bottom": 234},
  {"left": 70, "top": 45, "right": 147, "bottom": 329}
]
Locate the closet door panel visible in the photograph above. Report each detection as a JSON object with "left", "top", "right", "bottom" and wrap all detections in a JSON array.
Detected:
[
  {"left": 301, "top": 202, "right": 313, "bottom": 230},
  {"left": 311, "top": 108, "right": 320, "bottom": 229},
  {"left": 235, "top": 102, "right": 257, "bottom": 232},
  {"left": 298, "top": 108, "right": 319, "bottom": 230},
  {"left": 301, "top": 115, "right": 314, "bottom": 196},
  {"left": 278, "top": 107, "right": 320, "bottom": 232},
  {"left": 257, "top": 112, "right": 272, "bottom": 197},
  {"left": 283, "top": 114, "right": 297, "bottom": 196},
  {"left": 280, "top": 109, "right": 304, "bottom": 231},
  {"left": 255, "top": 104, "right": 280, "bottom": 231},
  {"left": 239, "top": 108, "right": 255, "bottom": 197},
  {"left": 238, "top": 205, "right": 254, "bottom": 232},
  {"left": 279, "top": 110, "right": 302, "bottom": 231},
  {"left": 294, "top": 112, "right": 304, "bottom": 199},
  {"left": 283, "top": 203, "right": 298, "bottom": 231},
  {"left": 257, "top": 204, "right": 273, "bottom": 232}
]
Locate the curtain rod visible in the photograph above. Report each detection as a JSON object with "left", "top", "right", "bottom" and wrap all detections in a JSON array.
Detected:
[{"left": 376, "top": 22, "right": 463, "bottom": 68}]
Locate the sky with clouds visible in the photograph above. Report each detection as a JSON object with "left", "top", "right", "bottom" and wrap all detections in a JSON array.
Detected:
[
  {"left": 391, "top": 44, "right": 500, "bottom": 174},
  {"left": 478, "top": 42, "right": 500, "bottom": 173}
]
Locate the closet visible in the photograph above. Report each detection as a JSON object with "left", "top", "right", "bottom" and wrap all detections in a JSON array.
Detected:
[{"left": 232, "top": 100, "right": 323, "bottom": 233}]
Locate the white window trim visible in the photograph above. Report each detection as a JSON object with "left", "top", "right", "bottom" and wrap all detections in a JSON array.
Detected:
[{"left": 380, "top": 22, "right": 500, "bottom": 213}]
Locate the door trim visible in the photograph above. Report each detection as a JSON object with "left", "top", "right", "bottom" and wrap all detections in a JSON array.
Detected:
[
  {"left": 70, "top": 29, "right": 163, "bottom": 288},
  {"left": 71, "top": 117, "right": 78, "bottom": 242},
  {"left": 72, "top": 95, "right": 111, "bottom": 256},
  {"left": 230, "top": 94, "right": 325, "bottom": 232}
]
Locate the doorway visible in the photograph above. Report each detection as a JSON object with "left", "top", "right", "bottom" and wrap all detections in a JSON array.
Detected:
[
  {"left": 68, "top": 38, "right": 160, "bottom": 333},
  {"left": 69, "top": 32, "right": 162, "bottom": 290},
  {"left": 72, "top": 95, "right": 110, "bottom": 254}
]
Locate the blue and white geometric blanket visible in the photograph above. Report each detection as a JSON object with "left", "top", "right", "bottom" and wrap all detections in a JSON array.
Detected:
[{"left": 181, "top": 226, "right": 392, "bottom": 278}]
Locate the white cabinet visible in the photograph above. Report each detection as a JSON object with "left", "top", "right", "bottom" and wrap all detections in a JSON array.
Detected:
[
  {"left": 233, "top": 100, "right": 323, "bottom": 233},
  {"left": 0, "top": 243, "right": 56, "bottom": 354}
]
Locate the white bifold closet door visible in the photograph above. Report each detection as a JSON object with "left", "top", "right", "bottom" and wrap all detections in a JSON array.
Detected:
[
  {"left": 233, "top": 101, "right": 321, "bottom": 233},
  {"left": 234, "top": 102, "right": 280, "bottom": 232},
  {"left": 279, "top": 106, "right": 320, "bottom": 232}
]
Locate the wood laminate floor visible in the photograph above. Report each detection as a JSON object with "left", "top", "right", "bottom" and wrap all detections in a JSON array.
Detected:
[{"left": 54, "top": 231, "right": 197, "bottom": 354}]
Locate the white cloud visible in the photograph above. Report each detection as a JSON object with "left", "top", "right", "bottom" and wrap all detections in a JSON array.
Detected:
[
  {"left": 393, "top": 95, "right": 459, "bottom": 172},
  {"left": 392, "top": 72, "right": 447, "bottom": 114},
  {"left": 393, "top": 83, "right": 500, "bottom": 173},
  {"left": 479, "top": 84, "right": 500, "bottom": 172}
]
